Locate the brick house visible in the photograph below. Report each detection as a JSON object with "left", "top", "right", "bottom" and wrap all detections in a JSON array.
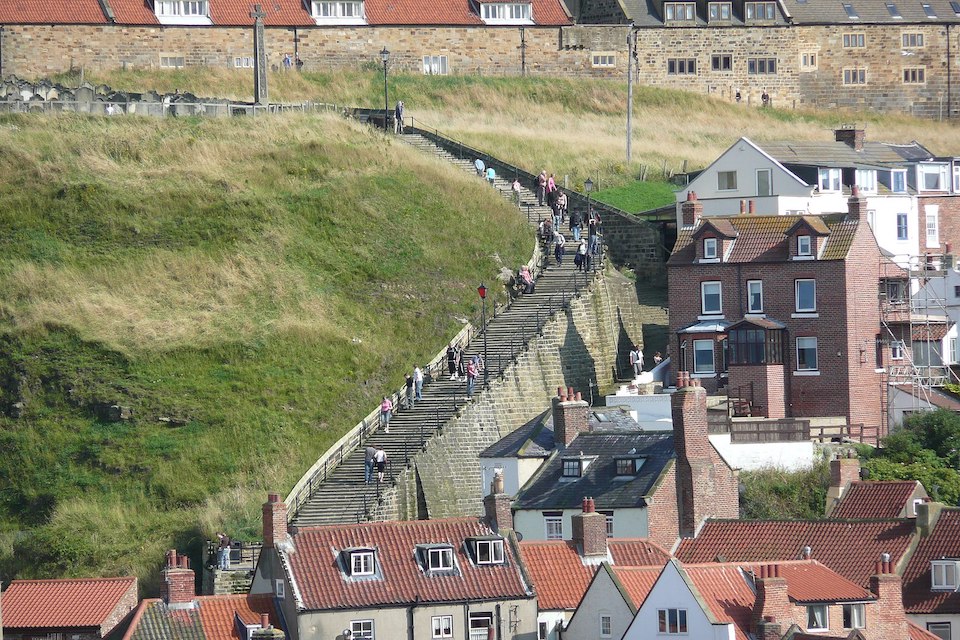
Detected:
[
  {"left": 496, "top": 381, "right": 737, "bottom": 549},
  {"left": 826, "top": 454, "right": 929, "bottom": 518},
  {"left": 667, "top": 191, "right": 899, "bottom": 430},
  {"left": 122, "top": 550, "right": 282, "bottom": 640},
  {"left": 250, "top": 494, "right": 537, "bottom": 640},
  {"left": 0, "top": 577, "right": 138, "bottom": 640}
]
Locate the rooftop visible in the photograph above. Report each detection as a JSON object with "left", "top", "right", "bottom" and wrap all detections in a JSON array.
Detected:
[
  {"left": 517, "top": 538, "right": 669, "bottom": 610},
  {"left": 124, "top": 594, "right": 279, "bottom": 640},
  {"left": 759, "top": 139, "right": 929, "bottom": 168},
  {"left": 2, "top": 577, "right": 137, "bottom": 630},
  {"left": 831, "top": 481, "right": 922, "bottom": 519},
  {"left": 903, "top": 508, "right": 960, "bottom": 614}
]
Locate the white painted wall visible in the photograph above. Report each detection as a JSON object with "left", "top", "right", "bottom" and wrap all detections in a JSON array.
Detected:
[
  {"left": 623, "top": 562, "right": 734, "bottom": 640},
  {"left": 513, "top": 507, "right": 648, "bottom": 541},
  {"left": 708, "top": 433, "right": 814, "bottom": 471},
  {"left": 603, "top": 394, "right": 673, "bottom": 430},
  {"left": 537, "top": 610, "right": 567, "bottom": 640},
  {"left": 564, "top": 567, "right": 636, "bottom": 640}
]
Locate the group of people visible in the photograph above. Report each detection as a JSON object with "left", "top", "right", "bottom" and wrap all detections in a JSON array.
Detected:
[
  {"left": 447, "top": 343, "right": 484, "bottom": 398},
  {"left": 364, "top": 444, "right": 389, "bottom": 483},
  {"left": 629, "top": 345, "right": 663, "bottom": 377},
  {"left": 537, "top": 211, "right": 602, "bottom": 272},
  {"left": 282, "top": 53, "right": 305, "bottom": 71},
  {"left": 379, "top": 366, "right": 424, "bottom": 434},
  {"left": 474, "top": 158, "right": 498, "bottom": 187}
]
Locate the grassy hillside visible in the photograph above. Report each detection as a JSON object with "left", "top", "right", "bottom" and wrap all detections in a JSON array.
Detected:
[
  {"left": 0, "top": 111, "right": 531, "bottom": 589},
  {"left": 81, "top": 68, "right": 960, "bottom": 199}
]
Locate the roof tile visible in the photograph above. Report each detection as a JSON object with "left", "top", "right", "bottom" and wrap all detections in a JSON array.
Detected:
[
  {"left": 517, "top": 539, "right": 668, "bottom": 610},
  {"left": 2, "top": 577, "right": 137, "bottom": 629},
  {"left": 0, "top": 0, "right": 107, "bottom": 23},
  {"left": 208, "top": 0, "right": 314, "bottom": 26},
  {"left": 126, "top": 595, "right": 279, "bottom": 640},
  {"left": 609, "top": 565, "right": 661, "bottom": 609},
  {"left": 831, "top": 481, "right": 921, "bottom": 519}
]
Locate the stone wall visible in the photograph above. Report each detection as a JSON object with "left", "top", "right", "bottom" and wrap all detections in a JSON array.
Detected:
[{"left": 368, "top": 270, "right": 642, "bottom": 520}]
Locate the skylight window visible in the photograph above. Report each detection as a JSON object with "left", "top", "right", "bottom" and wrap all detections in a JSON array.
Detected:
[
  {"left": 843, "top": 3, "right": 859, "bottom": 18},
  {"left": 923, "top": 2, "right": 937, "bottom": 16},
  {"left": 886, "top": 2, "right": 902, "bottom": 16},
  {"left": 951, "top": 0, "right": 960, "bottom": 15}
]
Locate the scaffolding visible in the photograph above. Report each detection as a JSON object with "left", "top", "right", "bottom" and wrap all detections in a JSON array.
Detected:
[{"left": 879, "top": 252, "right": 960, "bottom": 427}]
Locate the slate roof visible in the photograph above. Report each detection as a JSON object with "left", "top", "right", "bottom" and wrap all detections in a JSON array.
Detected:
[
  {"left": 669, "top": 214, "right": 858, "bottom": 264},
  {"left": 675, "top": 519, "right": 918, "bottom": 588},
  {"left": 831, "top": 481, "right": 922, "bottom": 519},
  {"left": 785, "top": 0, "right": 960, "bottom": 24},
  {"left": 512, "top": 431, "right": 675, "bottom": 510},
  {"left": 759, "top": 140, "right": 928, "bottom": 168},
  {"left": 2, "top": 577, "right": 137, "bottom": 629},
  {"left": 283, "top": 517, "right": 531, "bottom": 611},
  {"left": 903, "top": 508, "right": 960, "bottom": 614},
  {"left": 0, "top": 0, "right": 108, "bottom": 23},
  {"left": 125, "top": 595, "right": 278, "bottom": 640},
  {"left": 480, "top": 407, "right": 644, "bottom": 459},
  {"left": 517, "top": 539, "right": 669, "bottom": 610}
]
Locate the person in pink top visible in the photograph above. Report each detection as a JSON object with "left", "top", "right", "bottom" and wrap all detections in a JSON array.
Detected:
[
  {"left": 547, "top": 173, "right": 556, "bottom": 193},
  {"left": 466, "top": 360, "right": 478, "bottom": 399},
  {"left": 380, "top": 396, "right": 393, "bottom": 433}
]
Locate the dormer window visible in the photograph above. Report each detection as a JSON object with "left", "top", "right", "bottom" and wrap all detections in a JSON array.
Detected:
[
  {"left": 480, "top": 2, "right": 533, "bottom": 23},
  {"left": 428, "top": 546, "right": 454, "bottom": 570},
  {"left": 798, "top": 235, "right": 812, "bottom": 256},
  {"left": 350, "top": 549, "right": 375, "bottom": 576},
  {"left": 932, "top": 560, "right": 959, "bottom": 590},
  {"left": 563, "top": 459, "right": 583, "bottom": 477},
  {"left": 745, "top": 1, "right": 776, "bottom": 19},
  {"left": 703, "top": 237, "right": 718, "bottom": 259},
  {"left": 474, "top": 538, "right": 505, "bottom": 565},
  {"left": 664, "top": 2, "right": 696, "bottom": 20},
  {"left": 311, "top": 0, "right": 366, "bottom": 23},
  {"left": 818, "top": 168, "right": 841, "bottom": 192},
  {"left": 856, "top": 169, "right": 877, "bottom": 193},
  {"left": 616, "top": 457, "right": 643, "bottom": 476},
  {"left": 154, "top": 0, "right": 212, "bottom": 24}
]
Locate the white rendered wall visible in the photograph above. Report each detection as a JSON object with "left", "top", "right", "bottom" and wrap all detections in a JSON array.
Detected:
[
  {"left": 708, "top": 434, "right": 814, "bottom": 471},
  {"left": 564, "top": 568, "right": 636, "bottom": 640},
  {"left": 513, "top": 507, "right": 648, "bottom": 541}
]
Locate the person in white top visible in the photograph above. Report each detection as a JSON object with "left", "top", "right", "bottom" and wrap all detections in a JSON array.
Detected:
[{"left": 413, "top": 366, "right": 424, "bottom": 401}]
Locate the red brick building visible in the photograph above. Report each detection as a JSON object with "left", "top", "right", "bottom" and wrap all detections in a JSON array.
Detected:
[{"left": 667, "top": 191, "right": 893, "bottom": 430}]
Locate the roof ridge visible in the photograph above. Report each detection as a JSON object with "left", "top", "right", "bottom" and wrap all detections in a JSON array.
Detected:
[{"left": 10, "top": 576, "right": 136, "bottom": 584}]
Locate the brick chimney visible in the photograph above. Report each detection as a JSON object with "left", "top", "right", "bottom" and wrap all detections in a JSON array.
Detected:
[
  {"left": 571, "top": 497, "right": 607, "bottom": 558},
  {"left": 748, "top": 199, "right": 756, "bottom": 214},
  {"left": 752, "top": 564, "right": 790, "bottom": 638},
  {"left": 847, "top": 185, "right": 867, "bottom": 220},
  {"left": 160, "top": 549, "right": 196, "bottom": 609},
  {"left": 681, "top": 191, "right": 702, "bottom": 228},
  {"left": 869, "top": 557, "right": 908, "bottom": 640},
  {"left": 825, "top": 452, "right": 860, "bottom": 516},
  {"left": 483, "top": 470, "right": 514, "bottom": 532},
  {"left": 835, "top": 126, "right": 865, "bottom": 151},
  {"left": 553, "top": 387, "right": 589, "bottom": 449},
  {"left": 263, "top": 493, "right": 288, "bottom": 548},
  {"left": 672, "top": 374, "right": 722, "bottom": 536}
]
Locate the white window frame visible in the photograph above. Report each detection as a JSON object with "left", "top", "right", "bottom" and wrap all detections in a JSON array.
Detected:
[
  {"left": 657, "top": 609, "right": 688, "bottom": 634},
  {"left": 932, "top": 561, "right": 959, "bottom": 589},
  {"left": 796, "top": 336, "right": 819, "bottom": 372},
  {"left": 747, "top": 280, "right": 764, "bottom": 313},
  {"left": 234, "top": 56, "right": 254, "bottom": 68},
  {"left": 920, "top": 164, "right": 949, "bottom": 191},
  {"left": 717, "top": 170, "right": 737, "bottom": 191},
  {"left": 155, "top": 0, "right": 212, "bottom": 23},
  {"left": 544, "top": 515, "right": 563, "bottom": 540},
  {"left": 856, "top": 169, "right": 877, "bottom": 193},
  {"left": 797, "top": 235, "right": 812, "bottom": 256},
  {"left": 600, "top": 614, "right": 613, "bottom": 637},
  {"left": 432, "top": 615, "right": 454, "bottom": 639},
  {"left": 818, "top": 168, "right": 842, "bottom": 192},
  {"left": 480, "top": 2, "right": 533, "bottom": 23},
  {"left": 159, "top": 55, "right": 185, "bottom": 69},
  {"left": 892, "top": 340, "right": 905, "bottom": 360},
  {"left": 693, "top": 339, "right": 715, "bottom": 374},
  {"left": 892, "top": 170, "right": 907, "bottom": 193},
  {"left": 592, "top": 52, "right": 616, "bottom": 68},
  {"left": 428, "top": 547, "right": 454, "bottom": 571},
  {"left": 897, "top": 212, "right": 909, "bottom": 240},
  {"left": 703, "top": 237, "right": 718, "bottom": 259},
  {"left": 928, "top": 622, "right": 952, "bottom": 640},
  {"left": 476, "top": 539, "right": 505, "bottom": 564},
  {"left": 795, "top": 279, "right": 816, "bottom": 312},
  {"left": 275, "top": 579, "right": 285, "bottom": 599},
  {"left": 701, "top": 281, "right": 722, "bottom": 315},
  {"left": 843, "top": 32, "right": 866, "bottom": 47},
  {"left": 927, "top": 205, "right": 940, "bottom": 246},
  {"left": 351, "top": 620, "right": 375, "bottom": 639},
  {"left": 843, "top": 603, "right": 866, "bottom": 629},
  {"left": 423, "top": 55, "right": 449, "bottom": 76},
  {"left": 954, "top": 165, "right": 960, "bottom": 192},
  {"left": 807, "top": 604, "right": 829, "bottom": 631},
  {"left": 664, "top": 2, "right": 696, "bottom": 20},
  {"left": 757, "top": 168, "right": 772, "bottom": 196},
  {"left": 351, "top": 550, "right": 375, "bottom": 576}
]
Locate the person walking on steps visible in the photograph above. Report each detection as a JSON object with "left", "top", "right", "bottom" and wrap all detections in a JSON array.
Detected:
[
  {"left": 475, "top": 158, "right": 486, "bottom": 177},
  {"left": 466, "top": 358, "right": 478, "bottom": 398},
  {"left": 404, "top": 373, "right": 415, "bottom": 409},
  {"left": 447, "top": 343, "right": 458, "bottom": 380},
  {"left": 375, "top": 447, "right": 387, "bottom": 483},
  {"left": 394, "top": 100, "right": 405, "bottom": 133},
  {"left": 413, "top": 365, "right": 424, "bottom": 402},
  {"left": 364, "top": 444, "right": 377, "bottom": 484},
  {"left": 456, "top": 344, "right": 466, "bottom": 381},
  {"left": 629, "top": 345, "right": 644, "bottom": 377},
  {"left": 554, "top": 231, "right": 566, "bottom": 266},
  {"left": 380, "top": 396, "right": 393, "bottom": 433},
  {"left": 537, "top": 170, "right": 547, "bottom": 206},
  {"left": 512, "top": 178, "right": 522, "bottom": 210}
]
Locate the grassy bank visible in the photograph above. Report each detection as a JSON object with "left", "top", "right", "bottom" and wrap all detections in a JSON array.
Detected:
[{"left": 0, "top": 111, "right": 531, "bottom": 588}]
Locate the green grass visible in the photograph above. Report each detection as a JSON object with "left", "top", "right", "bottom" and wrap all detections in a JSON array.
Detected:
[
  {"left": 0, "top": 111, "right": 531, "bottom": 588},
  {"left": 593, "top": 182, "right": 677, "bottom": 213}
]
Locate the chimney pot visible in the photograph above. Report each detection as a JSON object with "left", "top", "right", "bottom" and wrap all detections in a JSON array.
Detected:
[
  {"left": 749, "top": 200, "right": 755, "bottom": 214},
  {"left": 268, "top": 493, "right": 280, "bottom": 503},
  {"left": 261, "top": 614, "right": 270, "bottom": 629},
  {"left": 740, "top": 199, "right": 747, "bottom": 214},
  {"left": 263, "top": 492, "right": 289, "bottom": 549}
]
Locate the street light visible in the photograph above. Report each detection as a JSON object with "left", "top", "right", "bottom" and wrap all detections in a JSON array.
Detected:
[
  {"left": 477, "top": 283, "right": 488, "bottom": 388},
  {"left": 584, "top": 177, "right": 594, "bottom": 221},
  {"left": 379, "top": 47, "right": 390, "bottom": 131}
]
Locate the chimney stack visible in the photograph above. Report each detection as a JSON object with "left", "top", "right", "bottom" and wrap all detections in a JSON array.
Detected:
[
  {"left": 681, "top": 191, "right": 703, "bottom": 228},
  {"left": 825, "top": 452, "right": 860, "bottom": 516},
  {"left": 263, "top": 493, "right": 289, "bottom": 549},
  {"left": 553, "top": 387, "right": 589, "bottom": 449},
  {"left": 847, "top": 185, "right": 867, "bottom": 220},
  {"left": 869, "top": 556, "right": 908, "bottom": 640},
  {"left": 160, "top": 549, "right": 196, "bottom": 609},
  {"left": 740, "top": 200, "right": 747, "bottom": 214},
  {"left": 917, "top": 501, "right": 944, "bottom": 535},
  {"left": 752, "top": 564, "right": 790, "bottom": 638},
  {"left": 251, "top": 614, "right": 285, "bottom": 640},
  {"left": 835, "top": 126, "right": 865, "bottom": 151},
  {"left": 483, "top": 470, "right": 514, "bottom": 533},
  {"left": 571, "top": 497, "right": 607, "bottom": 558},
  {"left": 748, "top": 199, "right": 756, "bottom": 214}
]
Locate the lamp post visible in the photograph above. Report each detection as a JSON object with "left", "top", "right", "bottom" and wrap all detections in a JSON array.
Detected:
[
  {"left": 380, "top": 46, "right": 390, "bottom": 131},
  {"left": 584, "top": 177, "right": 594, "bottom": 221},
  {"left": 477, "top": 283, "right": 489, "bottom": 388}
]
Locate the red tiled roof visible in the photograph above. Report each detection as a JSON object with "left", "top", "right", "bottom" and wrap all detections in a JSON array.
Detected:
[
  {"left": 124, "top": 594, "right": 279, "bottom": 640},
  {"left": 910, "top": 620, "right": 945, "bottom": 640},
  {"left": 286, "top": 517, "right": 531, "bottom": 610},
  {"left": 675, "top": 519, "right": 918, "bottom": 588},
  {"left": 366, "top": 0, "right": 569, "bottom": 25},
  {"left": 2, "top": 577, "right": 137, "bottom": 629},
  {"left": 680, "top": 563, "right": 755, "bottom": 640},
  {"left": 198, "top": 594, "right": 278, "bottom": 640},
  {"left": 0, "top": 0, "right": 107, "bottom": 23},
  {"left": 912, "top": 323, "right": 951, "bottom": 341},
  {"left": 208, "top": 0, "right": 314, "bottom": 26},
  {"left": 903, "top": 508, "right": 960, "bottom": 614},
  {"left": 746, "top": 561, "right": 873, "bottom": 603},
  {"left": 832, "top": 481, "right": 921, "bottom": 519},
  {"left": 517, "top": 539, "right": 669, "bottom": 610},
  {"left": 609, "top": 566, "right": 661, "bottom": 609},
  {"left": 108, "top": 0, "right": 160, "bottom": 25}
]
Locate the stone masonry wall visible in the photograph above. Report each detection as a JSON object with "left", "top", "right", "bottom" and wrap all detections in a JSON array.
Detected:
[{"left": 375, "top": 272, "right": 636, "bottom": 520}]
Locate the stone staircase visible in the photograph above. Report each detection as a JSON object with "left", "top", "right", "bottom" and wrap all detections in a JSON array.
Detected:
[{"left": 291, "top": 134, "right": 598, "bottom": 527}]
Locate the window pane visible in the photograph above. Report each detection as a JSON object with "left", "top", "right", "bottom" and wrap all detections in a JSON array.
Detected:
[
  {"left": 796, "top": 280, "right": 816, "bottom": 311},
  {"left": 797, "top": 337, "right": 818, "bottom": 370},
  {"left": 702, "top": 282, "right": 722, "bottom": 313},
  {"left": 694, "top": 339, "right": 715, "bottom": 373}
]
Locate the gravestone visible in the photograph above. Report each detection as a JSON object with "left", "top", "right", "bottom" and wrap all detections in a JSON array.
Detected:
[{"left": 250, "top": 4, "right": 268, "bottom": 105}]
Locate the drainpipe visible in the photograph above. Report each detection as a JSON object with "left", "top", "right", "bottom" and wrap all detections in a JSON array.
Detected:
[
  {"left": 0, "top": 26, "right": 4, "bottom": 78},
  {"left": 948, "top": 24, "right": 952, "bottom": 119},
  {"left": 495, "top": 604, "right": 502, "bottom": 640},
  {"left": 519, "top": 27, "right": 526, "bottom": 76},
  {"left": 408, "top": 595, "right": 419, "bottom": 640}
]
